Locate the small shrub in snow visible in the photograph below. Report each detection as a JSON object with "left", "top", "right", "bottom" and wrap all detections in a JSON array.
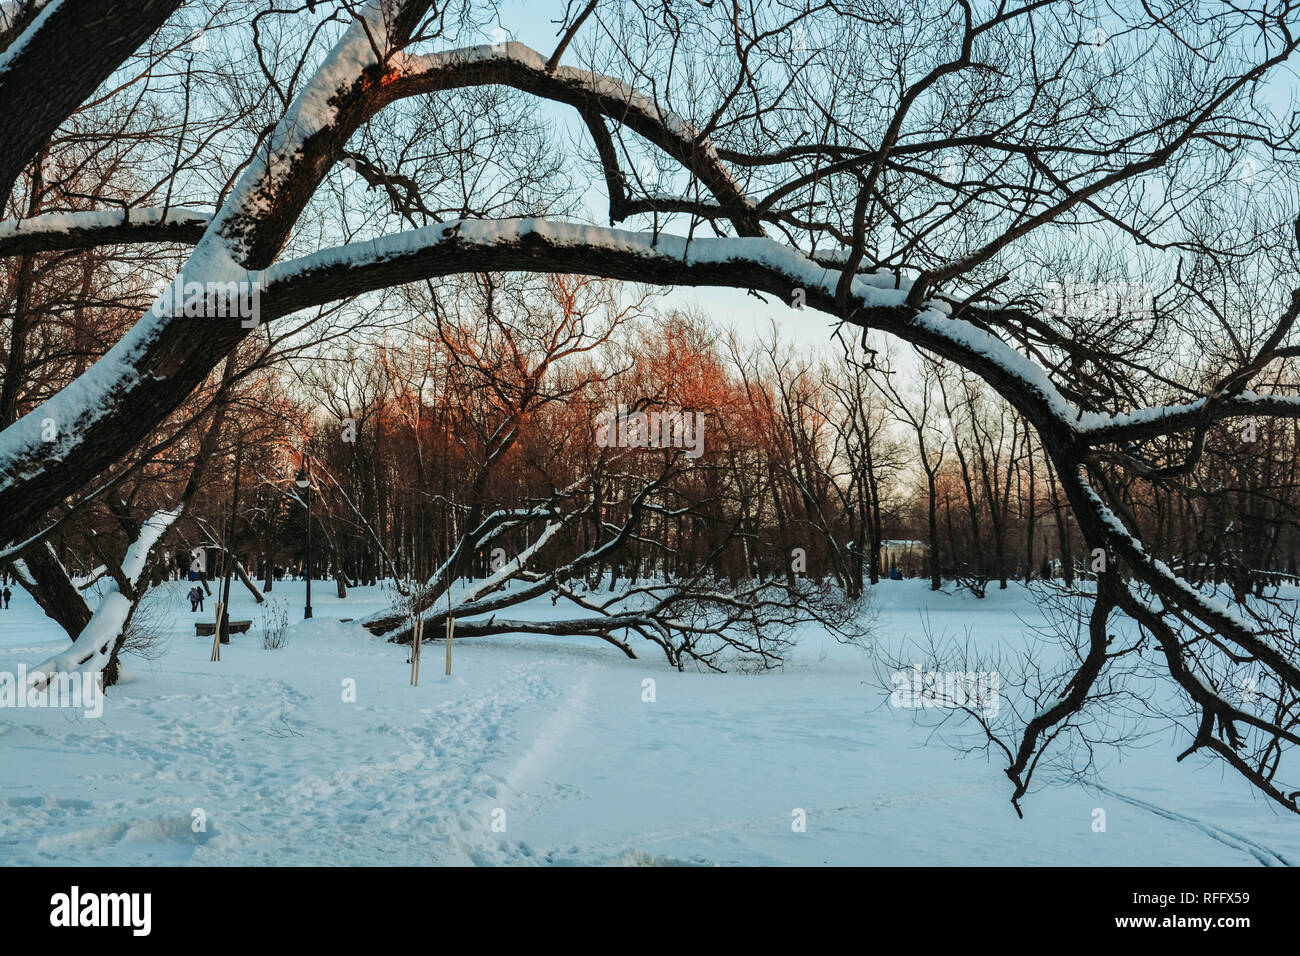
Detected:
[
  {"left": 261, "top": 600, "right": 290, "bottom": 650},
  {"left": 120, "top": 590, "right": 172, "bottom": 661}
]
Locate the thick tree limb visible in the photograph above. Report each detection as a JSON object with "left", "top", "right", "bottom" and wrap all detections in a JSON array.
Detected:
[{"left": 0, "top": 0, "right": 185, "bottom": 203}]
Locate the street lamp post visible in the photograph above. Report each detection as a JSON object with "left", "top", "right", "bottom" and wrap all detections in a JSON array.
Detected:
[{"left": 296, "top": 458, "right": 313, "bottom": 620}]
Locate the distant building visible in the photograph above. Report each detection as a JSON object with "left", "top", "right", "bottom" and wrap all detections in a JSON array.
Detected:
[{"left": 880, "top": 539, "right": 928, "bottom": 577}]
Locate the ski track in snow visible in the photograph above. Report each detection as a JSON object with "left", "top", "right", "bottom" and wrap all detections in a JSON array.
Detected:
[
  {"left": 498, "top": 664, "right": 594, "bottom": 796},
  {"left": 1089, "top": 784, "right": 1293, "bottom": 867}
]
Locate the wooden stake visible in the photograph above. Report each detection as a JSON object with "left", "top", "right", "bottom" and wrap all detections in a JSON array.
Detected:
[
  {"left": 445, "top": 616, "right": 455, "bottom": 675},
  {"left": 210, "top": 601, "right": 224, "bottom": 662},
  {"left": 410, "top": 617, "right": 424, "bottom": 686}
]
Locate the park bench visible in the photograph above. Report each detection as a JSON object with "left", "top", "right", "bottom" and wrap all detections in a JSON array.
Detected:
[{"left": 195, "top": 620, "right": 253, "bottom": 637}]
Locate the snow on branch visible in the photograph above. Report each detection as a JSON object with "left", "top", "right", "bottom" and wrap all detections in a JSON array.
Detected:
[
  {"left": 0, "top": 206, "right": 211, "bottom": 257},
  {"left": 0, "top": 0, "right": 62, "bottom": 76},
  {"left": 25, "top": 506, "right": 180, "bottom": 689},
  {"left": 1077, "top": 392, "right": 1300, "bottom": 444},
  {"left": 259, "top": 216, "right": 1089, "bottom": 438}
]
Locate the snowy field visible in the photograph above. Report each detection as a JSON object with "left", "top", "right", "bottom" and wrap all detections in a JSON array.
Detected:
[{"left": 2, "top": 578, "right": 1297, "bottom": 866}]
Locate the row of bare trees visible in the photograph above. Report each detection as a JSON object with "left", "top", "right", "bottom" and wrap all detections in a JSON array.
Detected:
[{"left": 141, "top": 296, "right": 1300, "bottom": 617}]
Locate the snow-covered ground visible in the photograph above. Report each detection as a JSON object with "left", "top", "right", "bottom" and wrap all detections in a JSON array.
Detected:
[{"left": 2, "top": 578, "right": 1296, "bottom": 866}]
